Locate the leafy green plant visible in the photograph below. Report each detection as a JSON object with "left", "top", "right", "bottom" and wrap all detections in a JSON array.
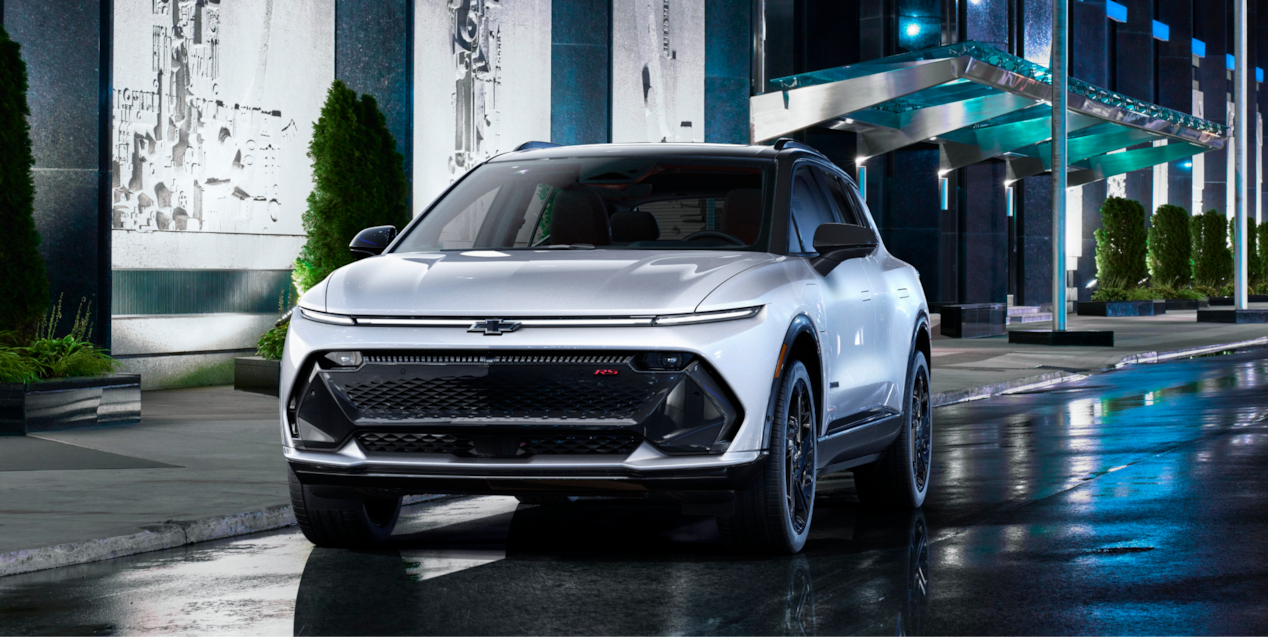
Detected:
[
  {"left": 1125, "top": 287, "right": 1164, "bottom": 301},
  {"left": 0, "top": 25, "right": 49, "bottom": 340},
  {"left": 1192, "top": 209, "right": 1232, "bottom": 287},
  {"left": 256, "top": 322, "right": 288, "bottom": 361},
  {"left": 295, "top": 81, "right": 410, "bottom": 295},
  {"left": 24, "top": 296, "right": 115, "bottom": 379},
  {"left": 1091, "top": 287, "right": 1129, "bottom": 302},
  {"left": 0, "top": 296, "right": 115, "bottom": 382},
  {"left": 1147, "top": 204, "right": 1191, "bottom": 287},
  {"left": 1095, "top": 197, "right": 1149, "bottom": 290}
]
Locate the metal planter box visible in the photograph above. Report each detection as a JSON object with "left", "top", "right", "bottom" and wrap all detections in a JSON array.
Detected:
[
  {"left": 939, "top": 303, "right": 1006, "bottom": 338},
  {"left": 1076, "top": 300, "right": 1166, "bottom": 316},
  {"left": 1163, "top": 298, "right": 1210, "bottom": 311},
  {"left": 235, "top": 356, "right": 280, "bottom": 397},
  {"left": 0, "top": 375, "right": 141, "bottom": 435}
]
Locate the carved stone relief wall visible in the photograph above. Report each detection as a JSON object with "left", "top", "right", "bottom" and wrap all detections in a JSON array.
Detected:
[
  {"left": 611, "top": 0, "right": 704, "bottom": 143},
  {"left": 414, "top": 0, "right": 552, "bottom": 212},
  {"left": 112, "top": 0, "right": 332, "bottom": 235}
]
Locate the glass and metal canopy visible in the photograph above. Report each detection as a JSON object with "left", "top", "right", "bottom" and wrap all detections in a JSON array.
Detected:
[{"left": 751, "top": 41, "right": 1228, "bottom": 186}]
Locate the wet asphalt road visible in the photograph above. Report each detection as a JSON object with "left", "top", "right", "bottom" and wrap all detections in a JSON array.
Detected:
[{"left": 3, "top": 349, "right": 1268, "bottom": 635}]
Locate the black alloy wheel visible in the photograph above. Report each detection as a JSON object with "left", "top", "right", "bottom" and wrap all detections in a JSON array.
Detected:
[
  {"left": 909, "top": 368, "right": 932, "bottom": 493},
  {"left": 786, "top": 378, "right": 816, "bottom": 534}
]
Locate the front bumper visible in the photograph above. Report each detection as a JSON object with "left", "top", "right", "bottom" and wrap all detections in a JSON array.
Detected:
[{"left": 285, "top": 444, "right": 766, "bottom": 495}]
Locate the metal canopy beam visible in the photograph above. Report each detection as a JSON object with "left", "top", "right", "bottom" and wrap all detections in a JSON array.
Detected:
[
  {"left": 1067, "top": 142, "right": 1208, "bottom": 188},
  {"left": 937, "top": 109, "right": 1101, "bottom": 171},
  {"left": 753, "top": 41, "right": 1228, "bottom": 187},
  {"left": 858, "top": 91, "right": 1037, "bottom": 159}
]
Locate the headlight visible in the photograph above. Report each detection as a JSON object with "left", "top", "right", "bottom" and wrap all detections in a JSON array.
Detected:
[
  {"left": 299, "top": 307, "right": 355, "bottom": 325},
  {"left": 653, "top": 306, "right": 761, "bottom": 326}
]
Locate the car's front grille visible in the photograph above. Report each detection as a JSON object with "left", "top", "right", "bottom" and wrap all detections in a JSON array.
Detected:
[
  {"left": 358, "top": 431, "right": 476, "bottom": 455},
  {"left": 363, "top": 353, "right": 634, "bottom": 365},
  {"left": 355, "top": 431, "right": 640, "bottom": 457},
  {"left": 338, "top": 375, "right": 657, "bottom": 421},
  {"left": 521, "top": 433, "right": 641, "bottom": 455}
]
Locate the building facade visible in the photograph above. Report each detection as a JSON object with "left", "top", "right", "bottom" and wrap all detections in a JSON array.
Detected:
[{"left": 0, "top": 0, "right": 1256, "bottom": 388}]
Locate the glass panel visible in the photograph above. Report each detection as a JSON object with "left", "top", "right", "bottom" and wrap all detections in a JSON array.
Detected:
[
  {"left": 789, "top": 167, "right": 837, "bottom": 253},
  {"left": 395, "top": 157, "right": 772, "bottom": 252}
]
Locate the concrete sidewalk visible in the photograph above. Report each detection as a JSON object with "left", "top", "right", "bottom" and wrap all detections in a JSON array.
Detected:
[{"left": 1, "top": 310, "right": 1265, "bottom": 576}]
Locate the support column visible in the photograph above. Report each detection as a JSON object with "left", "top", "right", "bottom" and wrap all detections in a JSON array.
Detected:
[
  {"left": 1051, "top": 0, "right": 1067, "bottom": 330},
  {"left": 1235, "top": 0, "right": 1250, "bottom": 308}
]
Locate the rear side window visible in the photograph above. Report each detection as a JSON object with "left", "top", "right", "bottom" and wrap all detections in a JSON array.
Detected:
[{"left": 788, "top": 166, "right": 840, "bottom": 253}]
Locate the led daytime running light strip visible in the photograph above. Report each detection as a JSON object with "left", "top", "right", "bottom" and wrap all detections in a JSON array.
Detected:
[{"left": 300, "top": 306, "right": 762, "bottom": 328}]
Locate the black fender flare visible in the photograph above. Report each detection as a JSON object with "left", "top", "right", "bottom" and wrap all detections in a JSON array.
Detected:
[
  {"left": 761, "top": 314, "right": 823, "bottom": 449},
  {"left": 904, "top": 310, "right": 932, "bottom": 413}
]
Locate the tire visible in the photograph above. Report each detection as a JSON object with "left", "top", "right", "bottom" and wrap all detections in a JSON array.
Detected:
[
  {"left": 853, "top": 349, "right": 932, "bottom": 508},
  {"left": 514, "top": 494, "right": 579, "bottom": 505},
  {"left": 288, "top": 464, "right": 402, "bottom": 548},
  {"left": 719, "top": 359, "right": 817, "bottom": 554}
]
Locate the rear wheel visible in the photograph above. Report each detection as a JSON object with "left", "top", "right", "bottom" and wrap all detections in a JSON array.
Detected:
[
  {"left": 288, "top": 465, "right": 402, "bottom": 548},
  {"left": 719, "top": 360, "right": 817, "bottom": 554},
  {"left": 854, "top": 350, "right": 932, "bottom": 508}
]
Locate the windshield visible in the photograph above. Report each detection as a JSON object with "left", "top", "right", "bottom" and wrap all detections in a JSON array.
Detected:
[{"left": 393, "top": 156, "right": 772, "bottom": 252}]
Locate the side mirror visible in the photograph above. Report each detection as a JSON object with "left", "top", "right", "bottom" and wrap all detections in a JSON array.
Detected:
[
  {"left": 811, "top": 223, "right": 878, "bottom": 274},
  {"left": 349, "top": 225, "right": 397, "bottom": 260}
]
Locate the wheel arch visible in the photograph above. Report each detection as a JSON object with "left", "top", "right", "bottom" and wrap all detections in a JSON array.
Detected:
[{"left": 763, "top": 314, "right": 824, "bottom": 448}]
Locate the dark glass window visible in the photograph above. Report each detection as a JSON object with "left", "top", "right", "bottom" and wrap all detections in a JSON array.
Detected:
[{"left": 819, "top": 168, "right": 864, "bottom": 226}]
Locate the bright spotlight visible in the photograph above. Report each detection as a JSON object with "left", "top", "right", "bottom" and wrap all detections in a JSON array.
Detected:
[{"left": 905, "top": 22, "right": 921, "bottom": 37}]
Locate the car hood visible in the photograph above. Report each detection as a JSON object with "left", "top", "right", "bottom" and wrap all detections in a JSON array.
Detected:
[{"left": 322, "top": 250, "right": 778, "bottom": 316}]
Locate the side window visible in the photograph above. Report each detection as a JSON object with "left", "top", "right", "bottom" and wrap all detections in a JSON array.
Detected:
[
  {"left": 788, "top": 166, "right": 839, "bottom": 253},
  {"left": 821, "top": 169, "right": 864, "bottom": 226}
]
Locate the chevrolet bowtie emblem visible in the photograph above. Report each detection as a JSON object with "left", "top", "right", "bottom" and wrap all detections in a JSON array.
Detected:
[{"left": 468, "top": 318, "right": 521, "bottom": 336}]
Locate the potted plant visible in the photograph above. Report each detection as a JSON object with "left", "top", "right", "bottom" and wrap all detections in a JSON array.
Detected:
[
  {"left": 1, "top": 298, "right": 139, "bottom": 434},
  {"left": 1080, "top": 198, "right": 1165, "bottom": 316},
  {"left": 235, "top": 81, "right": 410, "bottom": 395}
]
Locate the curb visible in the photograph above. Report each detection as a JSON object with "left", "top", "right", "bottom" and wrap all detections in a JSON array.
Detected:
[
  {"left": 0, "top": 494, "right": 446, "bottom": 578},
  {"left": 1113, "top": 336, "right": 1268, "bottom": 368}
]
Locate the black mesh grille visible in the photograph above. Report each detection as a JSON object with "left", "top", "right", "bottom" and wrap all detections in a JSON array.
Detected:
[
  {"left": 521, "top": 433, "right": 641, "bottom": 455},
  {"left": 355, "top": 431, "right": 640, "bottom": 456},
  {"left": 340, "top": 376, "right": 656, "bottom": 421},
  {"left": 358, "top": 432, "right": 476, "bottom": 454}
]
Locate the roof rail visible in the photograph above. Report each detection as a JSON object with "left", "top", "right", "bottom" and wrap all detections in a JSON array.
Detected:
[
  {"left": 771, "top": 138, "right": 827, "bottom": 157},
  {"left": 514, "top": 141, "right": 562, "bottom": 151}
]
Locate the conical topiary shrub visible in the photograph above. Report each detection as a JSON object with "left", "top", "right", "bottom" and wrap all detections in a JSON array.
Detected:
[
  {"left": 293, "top": 81, "right": 411, "bottom": 294},
  {"left": 0, "top": 25, "right": 48, "bottom": 339},
  {"left": 1094, "top": 197, "right": 1148, "bottom": 289},
  {"left": 1147, "top": 204, "right": 1191, "bottom": 288},
  {"left": 1191, "top": 209, "right": 1232, "bottom": 289}
]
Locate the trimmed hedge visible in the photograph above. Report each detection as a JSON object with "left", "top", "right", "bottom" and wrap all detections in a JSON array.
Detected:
[
  {"left": 295, "top": 81, "right": 410, "bottom": 294},
  {"left": 1147, "top": 204, "right": 1191, "bottom": 287},
  {"left": 1192, "top": 209, "right": 1232, "bottom": 287},
  {"left": 1094, "top": 197, "right": 1148, "bottom": 289},
  {"left": 0, "top": 25, "right": 48, "bottom": 339}
]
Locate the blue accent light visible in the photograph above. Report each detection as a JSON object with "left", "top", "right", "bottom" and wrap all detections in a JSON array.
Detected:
[
  {"left": 1152, "top": 20, "right": 1169, "bottom": 42},
  {"left": 1183, "top": 161, "right": 1193, "bottom": 169},
  {"left": 1106, "top": 0, "right": 1127, "bottom": 23},
  {"left": 1258, "top": 68, "right": 1264, "bottom": 83},
  {"left": 906, "top": 22, "right": 921, "bottom": 36},
  {"left": 1192, "top": 39, "right": 1206, "bottom": 58},
  {"left": 1228, "top": 54, "right": 1236, "bottom": 71}
]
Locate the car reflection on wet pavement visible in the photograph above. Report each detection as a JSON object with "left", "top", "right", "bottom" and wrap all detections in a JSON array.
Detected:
[{"left": 2, "top": 349, "right": 1268, "bottom": 635}]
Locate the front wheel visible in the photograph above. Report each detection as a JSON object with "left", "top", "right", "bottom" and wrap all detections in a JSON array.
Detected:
[
  {"left": 719, "top": 359, "right": 817, "bottom": 554},
  {"left": 289, "top": 465, "right": 402, "bottom": 548},
  {"left": 854, "top": 350, "right": 932, "bottom": 508}
]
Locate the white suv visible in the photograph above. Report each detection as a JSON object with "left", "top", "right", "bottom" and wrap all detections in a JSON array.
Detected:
[{"left": 281, "top": 141, "right": 932, "bottom": 554}]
